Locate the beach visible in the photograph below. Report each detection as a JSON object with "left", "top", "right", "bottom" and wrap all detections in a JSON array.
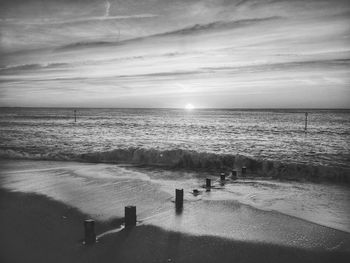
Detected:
[
  {"left": 0, "top": 159, "right": 349, "bottom": 262},
  {"left": 1, "top": 0, "right": 350, "bottom": 261},
  {"left": 1, "top": 188, "right": 349, "bottom": 263}
]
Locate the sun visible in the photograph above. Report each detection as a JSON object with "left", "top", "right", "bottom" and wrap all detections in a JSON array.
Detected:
[{"left": 185, "top": 103, "right": 195, "bottom": 110}]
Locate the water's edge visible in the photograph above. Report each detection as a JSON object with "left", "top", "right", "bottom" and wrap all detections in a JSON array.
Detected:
[{"left": 1, "top": 147, "right": 349, "bottom": 184}]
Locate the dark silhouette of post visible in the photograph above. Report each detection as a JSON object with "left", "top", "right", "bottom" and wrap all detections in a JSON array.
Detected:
[
  {"left": 220, "top": 172, "right": 226, "bottom": 181},
  {"left": 242, "top": 166, "right": 247, "bottom": 175},
  {"left": 74, "top": 109, "right": 77, "bottom": 122},
  {"left": 84, "top": 219, "right": 96, "bottom": 244},
  {"left": 206, "top": 178, "right": 211, "bottom": 188},
  {"left": 125, "top": 206, "right": 136, "bottom": 227},
  {"left": 175, "top": 189, "right": 184, "bottom": 209},
  {"left": 232, "top": 170, "right": 237, "bottom": 179},
  {"left": 304, "top": 112, "right": 308, "bottom": 131}
]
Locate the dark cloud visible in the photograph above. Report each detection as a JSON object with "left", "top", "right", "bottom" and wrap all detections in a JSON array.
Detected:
[
  {"left": 202, "top": 59, "right": 350, "bottom": 73},
  {"left": 159, "top": 16, "right": 282, "bottom": 36},
  {"left": 55, "top": 16, "right": 282, "bottom": 52},
  {"left": 0, "top": 62, "right": 70, "bottom": 73}
]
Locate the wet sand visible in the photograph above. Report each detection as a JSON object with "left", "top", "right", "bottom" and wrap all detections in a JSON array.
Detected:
[
  {"left": 1, "top": 160, "right": 350, "bottom": 262},
  {"left": 0, "top": 189, "right": 349, "bottom": 263}
]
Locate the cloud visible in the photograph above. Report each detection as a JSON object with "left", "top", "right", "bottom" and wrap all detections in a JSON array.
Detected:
[
  {"left": 202, "top": 59, "right": 350, "bottom": 74},
  {"left": 54, "top": 16, "right": 282, "bottom": 51},
  {"left": 1, "top": 0, "right": 350, "bottom": 107},
  {"left": 1, "top": 14, "right": 159, "bottom": 26},
  {"left": 158, "top": 16, "right": 283, "bottom": 36},
  {"left": 0, "top": 62, "right": 69, "bottom": 72}
]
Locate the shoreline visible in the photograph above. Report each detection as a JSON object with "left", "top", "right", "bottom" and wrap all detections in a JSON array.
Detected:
[
  {"left": 1, "top": 159, "right": 349, "bottom": 234},
  {"left": 1, "top": 155, "right": 349, "bottom": 185},
  {"left": 0, "top": 188, "right": 349, "bottom": 263}
]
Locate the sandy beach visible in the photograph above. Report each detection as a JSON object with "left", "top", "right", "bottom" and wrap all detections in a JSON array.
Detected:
[
  {"left": 0, "top": 160, "right": 350, "bottom": 263},
  {"left": 1, "top": 188, "right": 349, "bottom": 263}
]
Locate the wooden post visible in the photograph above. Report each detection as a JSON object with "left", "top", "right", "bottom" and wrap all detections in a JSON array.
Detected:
[
  {"left": 242, "top": 166, "right": 247, "bottom": 175},
  {"left": 220, "top": 172, "right": 226, "bottom": 181},
  {"left": 74, "top": 110, "right": 77, "bottom": 123},
  {"left": 84, "top": 219, "right": 96, "bottom": 244},
  {"left": 304, "top": 112, "right": 308, "bottom": 131},
  {"left": 206, "top": 178, "right": 211, "bottom": 188},
  {"left": 125, "top": 206, "right": 136, "bottom": 227},
  {"left": 175, "top": 189, "right": 184, "bottom": 209},
  {"left": 232, "top": 170, "right": 237, "bottom": 179}
]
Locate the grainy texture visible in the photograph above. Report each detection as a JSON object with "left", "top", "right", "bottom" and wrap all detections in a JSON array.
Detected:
[{"left": 0, "top": 189, "right": 349, "bottom": 263}]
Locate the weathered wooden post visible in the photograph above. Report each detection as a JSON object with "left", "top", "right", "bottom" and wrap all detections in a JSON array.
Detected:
[
  {"left": 175, "top": 189, "right": 184, "bottom": 209},
  {"left": 220, "top": 172, "right": 226, "bottom": 181},
  {"left": 84, "top": 219, "right": 96, "bottom": 244},
  {"left": 206, "top": 178, "right": 211, "bottom": 188},
  {"left": 304, "top": 112, "right": 308, "bottom": 131},
  {"left": 232, "top": 170, "right": 237, "bottom": 179},
  {"left": 242, "top": 166, "right": 247, "bottom": 175},
  {"left": 125, "top": 206, "right": 137, "bottom": 227},
  {"left": 74, "top": 109, "right": 77, "bottom": 122}
]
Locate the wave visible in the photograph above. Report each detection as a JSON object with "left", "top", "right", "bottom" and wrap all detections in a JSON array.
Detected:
[{"left": 0, "top": 147, "right": 348, "bottom": 184}]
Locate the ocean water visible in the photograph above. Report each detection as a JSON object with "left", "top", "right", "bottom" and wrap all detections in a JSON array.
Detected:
[{"left": 0, "top": 108, "right": 349, "bottom": 174}]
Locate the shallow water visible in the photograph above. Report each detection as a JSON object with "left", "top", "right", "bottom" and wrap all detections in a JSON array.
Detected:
[{"left": 0, "top": 160, "right": 349, "bottom": 251}]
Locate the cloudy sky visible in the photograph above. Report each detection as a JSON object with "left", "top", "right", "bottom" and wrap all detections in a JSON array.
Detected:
[{"left": 0, "top": 0, "right": 349, "bottom": 108}]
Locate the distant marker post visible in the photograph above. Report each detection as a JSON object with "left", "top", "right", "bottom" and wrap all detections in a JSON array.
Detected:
[
  {"left": 74, "top": 110, "right": 77, "bottom": 123},
  {"left": 304, "top": 112, "right": 308, "bottom": 131}
]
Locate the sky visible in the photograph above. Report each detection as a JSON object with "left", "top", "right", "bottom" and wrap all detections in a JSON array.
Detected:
[{"left": 0, "top": 0, "right": 349, "bottom": 108}]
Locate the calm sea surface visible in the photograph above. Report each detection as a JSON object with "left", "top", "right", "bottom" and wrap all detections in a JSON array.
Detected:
[{"left": 0, "top": 108, "right": 349, "bottom": 168}]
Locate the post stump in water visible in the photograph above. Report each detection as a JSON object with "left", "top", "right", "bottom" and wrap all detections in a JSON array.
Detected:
[
  {"left": 220, "top": 172, "right": 226, "bottom": 181},
  {"left": 206, "top": 178, "right": 211, "bottom": 188},
  {"left": 125, "top": 206, "right": 137, "bottom": 228},
  {"left": 232, "top": 170, "right": 237, "bottom": 179},
  {"left": 84, "top": 219, "right": 96, "bottom": 244},
  {"left": 175, "top": 189, "right": 184, "bottom": 209}
]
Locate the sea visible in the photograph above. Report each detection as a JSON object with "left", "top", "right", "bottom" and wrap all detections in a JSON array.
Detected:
[
  {"left": 0, "top": 108, "right": 349, "bottom": 172},
  {"left": 0, "top": 108, "right": 350, "bottom": 241}
]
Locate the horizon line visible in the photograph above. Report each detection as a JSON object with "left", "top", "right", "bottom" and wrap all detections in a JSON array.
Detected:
[{"left": 0, "top": 106, "right": 349, "bottom": 110}]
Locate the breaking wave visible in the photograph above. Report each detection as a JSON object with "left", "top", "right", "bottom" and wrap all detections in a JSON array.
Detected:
[{"left": 0, "top": 147, "right": 348, "bottom": 184}]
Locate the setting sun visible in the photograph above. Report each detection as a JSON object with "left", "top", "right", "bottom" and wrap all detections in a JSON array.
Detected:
[{"left": 185, "top": 103, "right": 195, "bottom": 110}]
